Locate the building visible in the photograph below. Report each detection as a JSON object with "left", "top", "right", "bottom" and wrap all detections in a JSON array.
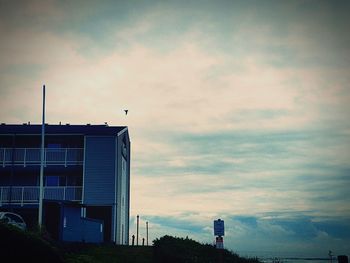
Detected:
[{"left": 0, "top": 123, "right": 130, "bottom": 244}]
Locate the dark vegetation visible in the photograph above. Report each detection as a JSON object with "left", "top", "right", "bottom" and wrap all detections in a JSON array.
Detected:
[
  {"left": 153, "top": 235, "right": 261, "bottom": 263},
  {"left": 0, "top": 221, "right": 64, "bottom": 263},
  {"left": 62, "top": 243, "right": 153, "bottom": 263},
  {"left": 0, "top": 222, "right": 261, "bottom": 263}
]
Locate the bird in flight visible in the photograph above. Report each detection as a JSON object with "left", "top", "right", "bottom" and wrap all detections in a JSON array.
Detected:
[{"left": 124, "top": 109, "right": 128, "bottom": 115}]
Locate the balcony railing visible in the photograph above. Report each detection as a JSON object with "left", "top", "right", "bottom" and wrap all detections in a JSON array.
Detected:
[
  {"left": 0, "top": 148, "right": 83, "bottom": 167},
  {"left": 0, "top": 186, "right": 82, "bottom": 206}
]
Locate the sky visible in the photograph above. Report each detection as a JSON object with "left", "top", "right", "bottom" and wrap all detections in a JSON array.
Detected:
[{"left": 1, "top": 0, "right": 350, "bottom": 258}]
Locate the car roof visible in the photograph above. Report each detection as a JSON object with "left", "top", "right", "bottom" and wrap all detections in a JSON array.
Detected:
[{"left": 0, "top": 212, "right": 23, "bottom": 217}]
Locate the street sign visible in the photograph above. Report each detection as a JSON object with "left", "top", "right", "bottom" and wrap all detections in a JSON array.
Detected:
[{"left": 214, "top": 219, "right": 225, "bottom": 236}]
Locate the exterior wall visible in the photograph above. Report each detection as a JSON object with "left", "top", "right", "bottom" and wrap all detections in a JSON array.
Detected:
[
  {"left": 62, "top": 206, "right": 81, "bottom": 241},
  {"left": 115, "top": 130, "right": 130, "bottom": 245},
  {"left": 83, "top": 136, "right": 116, "bottom": 205},
  {"left": 62, "top": 205, "right": 103, "bottom": 243},
  {"left": 126, "top": 132, "right": 131, "bottom": 244},
  {"left": 82, "top": 217, "right": 104, "bottom": 243}
]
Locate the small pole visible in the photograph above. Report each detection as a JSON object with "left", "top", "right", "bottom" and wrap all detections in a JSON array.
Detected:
[
  {"left": 132, "top": 235, "right": 135, "bottom": 246},
  {"left": 142, "top": 238, "right": 145, "bottom": 246},
  {"left": 136, "top": 215, "right": 139, "bottom": 246},
  {"left": 146, "top": 221, "right": 149, "bottom": 246}
]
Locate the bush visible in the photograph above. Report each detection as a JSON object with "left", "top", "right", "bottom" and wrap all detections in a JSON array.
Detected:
[
  {"left": 153, "top": 235, "right": 261, "bottom": 263},
  {"left": 0, "top": 221, "right": 64, "bottom": 263}
]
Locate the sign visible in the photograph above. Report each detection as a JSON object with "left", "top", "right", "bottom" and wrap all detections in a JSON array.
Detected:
[
  {"left": 214, "top": 219, "right": 225, "bottom": 236},
  {"left": 216, "top": 236, "right": 224, "bottom": 249}
]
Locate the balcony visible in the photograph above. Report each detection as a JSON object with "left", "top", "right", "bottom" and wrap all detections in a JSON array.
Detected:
[
  {"left": 0, "top": 186, "right": 82, "bottom": 206},
  {"left": 0, "top": 148, "right": 84, "bottom": 167}
]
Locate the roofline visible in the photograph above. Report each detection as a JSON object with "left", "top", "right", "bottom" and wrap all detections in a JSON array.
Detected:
[
  {"left": 117, "top": 127, "right": 128, "bottom": 136},
  {"left": 0, "top": 133, "right": 85, "bottom": 136},
  {"left": 0, "top": 123, "right": 128, "bottom": 136}
]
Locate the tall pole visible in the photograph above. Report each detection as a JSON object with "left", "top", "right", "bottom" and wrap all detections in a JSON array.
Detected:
[
  {"left": 38, "top": 84, "right": 45, "bottom": 227},
  {"left": 136, "top": 215, "right": 139, "bottom": 246},
  {"left": 146, "top": 221, "right": 149, "bottom": 246}
]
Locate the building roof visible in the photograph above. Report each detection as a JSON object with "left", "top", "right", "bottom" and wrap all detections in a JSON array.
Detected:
[{"left": 0, "top": 124, "right": 127, "bottom": 136}]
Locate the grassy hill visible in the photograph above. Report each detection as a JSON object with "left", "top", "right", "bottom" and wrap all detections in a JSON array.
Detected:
[
  {"left": 63, "top": 243, "right": 153, "bottom": 263},
  {"left": 0, "top": 221, "right": 64, "bottom": 263},
  {"left": 64, "top": 235, "right": 261, "bottom": 263},
  {"left": 153, "top": 235, "right": 261, "bottom": 263},
  {"left": 1, "top": 222, "right": 261, "bottom": 263}
]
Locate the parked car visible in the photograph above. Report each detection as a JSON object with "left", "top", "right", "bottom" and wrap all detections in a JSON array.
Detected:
[{"left": 0, "top": 212, "right": 27, "bottom": 231}]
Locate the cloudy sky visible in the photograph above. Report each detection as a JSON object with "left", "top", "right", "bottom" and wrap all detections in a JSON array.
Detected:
[{"left": 1, "top": 0, "right": 350, "bottom": 257}]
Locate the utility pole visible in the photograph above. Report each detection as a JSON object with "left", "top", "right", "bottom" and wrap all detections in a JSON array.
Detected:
[
  {"left": 146, "top": 221, "right": 149, "bottom": 246},
  {"left": 38, "top": 84, "right": 45, "bottom": 227},
  {"left": 136, "top": 215, "right": 139, "bottom": 246}
]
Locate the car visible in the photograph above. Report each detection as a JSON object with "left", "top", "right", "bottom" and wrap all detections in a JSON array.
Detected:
[{"left": 0, "top": 212, "right": 27, "bottom": 231}]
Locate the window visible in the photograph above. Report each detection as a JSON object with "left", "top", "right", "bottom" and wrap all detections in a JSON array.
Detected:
[
  {"left": 67, "top": 176, "right": 82, "bottom": 186},
  {"left": 47, "top": 143, "right": 61, "bottom": 148},
  {"left": 45, "top": 176, "right": 66, "bottom": 186},
  {"left": 46, "top": 176, "right": 59, "bottom": 186}
]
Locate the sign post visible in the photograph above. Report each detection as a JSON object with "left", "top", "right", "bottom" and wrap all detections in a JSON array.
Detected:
[
  {"left": 214, "top": 219, "right": 225, "bottom": 263},
  {"left": 214, "top": 219, "right": 225, "bottom": 249},
  {"left": 216, "top": 236, "right": 224, "bottom": 249}
]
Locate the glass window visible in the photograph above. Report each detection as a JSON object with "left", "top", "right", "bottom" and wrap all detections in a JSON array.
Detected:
[
  {"left": 59, "top": 176, "right": 66, "bottom": 186},
  {"left": 47, "top": 143, "right": 61, "bottom": 148},
  {"left": 45, "top": 176, "right": 59, "bottom": 186},
  {"left": 67, "top": 176, "right": 81, "bottom": 186},
  {"left": 7, "top": 214, "right": 23, "bottom": 223},
  {"left": 45, "top": 176, "right": 66, "bottom": 186}
]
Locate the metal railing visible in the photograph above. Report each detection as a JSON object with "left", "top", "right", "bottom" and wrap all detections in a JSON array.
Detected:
[
  {"left": 0, "top": 148, "right": 83, "bottom": 167},
  {"left": 0, "top": 186, "right": 82, "bottom": 206}
]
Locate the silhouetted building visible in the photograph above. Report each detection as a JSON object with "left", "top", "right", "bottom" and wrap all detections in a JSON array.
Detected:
[{"left": 0, "top": 123, "right": 130, "bottom": 244}]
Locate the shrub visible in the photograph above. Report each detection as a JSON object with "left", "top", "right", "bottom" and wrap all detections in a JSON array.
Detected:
[
  {"left": 153, "top": 235, "right": 261, "bottom": 263},
  {"left": 0, "top": 221, "right": 64, "bottom": 263}
]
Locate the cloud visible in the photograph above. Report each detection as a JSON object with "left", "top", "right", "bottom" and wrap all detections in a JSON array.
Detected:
[{"left": 130, "top": 127, "right": 350, "bottom": 225}]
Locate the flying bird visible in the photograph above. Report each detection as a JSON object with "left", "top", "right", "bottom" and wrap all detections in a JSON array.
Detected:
[{"left": 124, "top": 109, "right": 128, "bottom": 115}]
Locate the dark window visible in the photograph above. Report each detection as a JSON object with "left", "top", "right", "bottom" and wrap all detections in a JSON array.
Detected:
[
  {"left": 45, "top": 176, "right": 66, "bottom": 186},
  {"left": 45, "top": 176, "right": 59, "bottom": 186},
  {"left": 47, "top": 143, "right": 61, "bottom": 148},
  {"left": 67, "top": 176, "right": 82, "bottom": 186},
  {"left": 0, "top": 135, "right": 13, "bottom": 147},
  {"left": 59, "top": 176, "right": 66, "bottom": 186}
]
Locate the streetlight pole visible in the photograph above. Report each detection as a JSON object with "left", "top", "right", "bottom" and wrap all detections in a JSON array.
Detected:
[
  {"left": 136, "top": 215, "right": 139, "bottom": 245},
  {"left": 38, "top": 84, "right": 45, "bottom": 228},
  {"left": 146, "top": 221, "right": 149, "bottom": 246}
]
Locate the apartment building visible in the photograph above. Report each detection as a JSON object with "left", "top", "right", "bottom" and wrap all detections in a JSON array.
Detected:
[{"left": 0, "top": 123, "right": 130, "bottom": 244}]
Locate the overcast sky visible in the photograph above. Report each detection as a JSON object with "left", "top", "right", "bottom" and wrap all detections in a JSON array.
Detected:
[{"left": 1, "top": 0, "right": 350, "bottom": 257}]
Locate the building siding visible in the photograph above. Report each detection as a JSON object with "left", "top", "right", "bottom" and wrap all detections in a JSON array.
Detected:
[
  {"left": 62, "top": 206, "right": 82, "bottom": 242},
  {"left": 83, "top": 136, "right": 116, "bottom": 205},
  {"left": 62, "top": 205, "right": 103, "bottom": 243},
  {"left": 115, "top": 130, "right": 130, "bottom": 244}
]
